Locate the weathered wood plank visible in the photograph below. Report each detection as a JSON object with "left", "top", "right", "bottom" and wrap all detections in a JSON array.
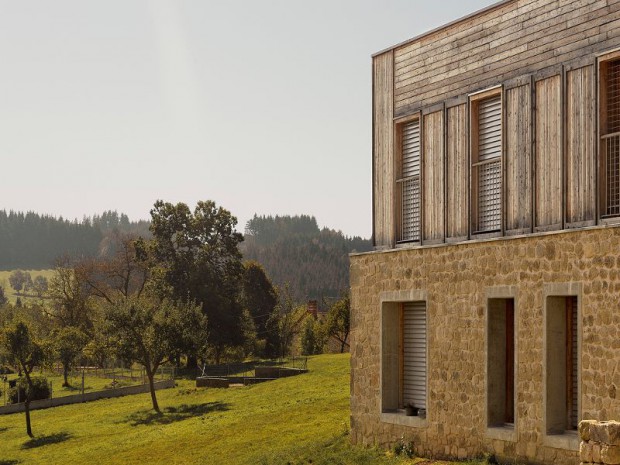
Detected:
[
  {"left": 392, "top": 0, "right": 620, "bottom": 114},
  {"left": 394, "top": 26, "right": 620, "bottom": 118},
  {"left": 447, "top": 104, "right": 468, "bottom": 239},
  {"left": 566, "top": 65, "right": 596, "bottom": 225},
  {"left": 373, "top": 52, "right": 394, "bottom": 247},
  {"left": 505, "top": 83, "right": 533, "bottom": 231},
  {"left": 535, "top": 75, "right": 563, "bottom": 229},
  {"left": 423, "top": 110, "right": 445, "bottom": 242}
]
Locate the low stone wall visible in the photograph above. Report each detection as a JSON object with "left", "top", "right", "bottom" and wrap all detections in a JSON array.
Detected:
[
  {"left": 196, "top": 377, "right": 229, "bottom": 388},
  {"left": 254, "top": 367, "right": 307, "bottom": 378},
  {"left": 0, "top": 379, "right": 175, "bottom": 415},
  {"left": 579, "top": 420, "right": 620, "bottom": 465}
]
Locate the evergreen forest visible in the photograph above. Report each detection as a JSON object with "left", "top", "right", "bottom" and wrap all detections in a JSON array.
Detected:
[{"left": 241, "top": 214, "right": 372, "bottom": 302}]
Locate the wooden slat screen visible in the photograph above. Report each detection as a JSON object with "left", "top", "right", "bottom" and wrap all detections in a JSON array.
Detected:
[
  {"left": 403, "top": 302, "right": 426, "bottom": 410},
  {"left": 399, "top": 120, "right": 421, "bottom": 242},
  {"left": 477, "top": 96, "right": 502, "bottom": 232}
]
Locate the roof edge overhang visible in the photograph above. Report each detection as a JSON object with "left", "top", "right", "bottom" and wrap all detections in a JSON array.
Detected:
[{"left": 371, "top": 0, "right": 515, "bottom": 58}]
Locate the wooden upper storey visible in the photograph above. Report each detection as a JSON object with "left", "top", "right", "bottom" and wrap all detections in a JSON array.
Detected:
[{"left": 373, "top": 0, "right": 620, "bottom": 249}]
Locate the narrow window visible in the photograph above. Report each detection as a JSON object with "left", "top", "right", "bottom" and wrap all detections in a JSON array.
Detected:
[
  {"left": 471, "top": 91, "right": 502, "bottom": 233},
  {"left": 381, "top": 300, "right": 427, "bottom": 417},
  {"left": 600, "top": 55, "right": 620, "bottom": 218},
  {"left": 401, "top": 302, "right": 427, "bottom": 410},
  {"left": 546, "top": 296, "right": 579, "bottom": 433},
  {"left": 397, "top": 119, "right": 421, "bottom": 242},
  {"left": 487, "top": 298, "right": 515, "bottom": 427}
]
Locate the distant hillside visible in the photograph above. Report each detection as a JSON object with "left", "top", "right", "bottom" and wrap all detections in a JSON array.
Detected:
[
  {"left": 241, "top": 214, "right": 372, "bottom": 303},
  {"left": 0, "top": 210, "right": 150, "bottom": 270}
]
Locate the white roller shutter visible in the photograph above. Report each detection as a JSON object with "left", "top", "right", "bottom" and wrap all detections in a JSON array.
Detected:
[
  {"left": 477, "top": 96, "right": 502, "bottom": 232},
  {"left": 400, "top": 120, "right": 421, "bottom": 242},
  {"left": 403, "top": 302, "right": 426, "bottom": 409}
]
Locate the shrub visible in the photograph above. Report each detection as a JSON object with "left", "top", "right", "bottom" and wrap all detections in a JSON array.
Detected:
[
  {"left": 8, "top": 377, "right": 51, "bottom": 404},
  {"left": 0, "top": 366, "right": 14, "bottom": 375}
]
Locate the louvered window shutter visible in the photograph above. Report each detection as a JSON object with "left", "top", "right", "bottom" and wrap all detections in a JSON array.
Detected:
[
  {"left": 604, "top": 59, "right": 620, "bottom": 216},
  {"left": 403, "top": 302, "right": 426, "bottom": 409},
  {"left": 399, "top": 120, "right": 421, "bottom": 241},
  {"left": 477, "top": 96, "right": 502, "bottom": 231}
]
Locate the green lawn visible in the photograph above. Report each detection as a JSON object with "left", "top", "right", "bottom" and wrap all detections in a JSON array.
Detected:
[
  {"left": 0, "top": 269, "right": 55, "bottom": 305},
  {"left": 0, "top": 354, "right": 485, "bottom": 465}
]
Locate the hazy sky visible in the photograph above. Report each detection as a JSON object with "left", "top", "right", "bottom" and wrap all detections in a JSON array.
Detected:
[{"left": 0, "top": 0, "right": 496, "bottom": 238}]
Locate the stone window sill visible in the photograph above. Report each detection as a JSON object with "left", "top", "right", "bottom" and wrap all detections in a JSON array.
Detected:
[
  {"left": 381, "top": 411, "right": 428, "bottom": 428},
  {"left": 486, "top": 425, "right": 516, "bottom": 442},
  {"left": 544, "top": 430, "right": 579, "bottom": 450}
]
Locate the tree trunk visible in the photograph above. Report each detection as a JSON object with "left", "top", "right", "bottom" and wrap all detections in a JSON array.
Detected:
[
  {"left": 146, "top": 369, "right": 160, "bottom": 413},
  {"left": 185, "top": 355, "right": 198, "bottom": 370},
  {"left": 25, "top": 400, "right": 33, "bottom": 438},
  {"left": 63, "top": 364, "right": 69, "bottom": 387}
]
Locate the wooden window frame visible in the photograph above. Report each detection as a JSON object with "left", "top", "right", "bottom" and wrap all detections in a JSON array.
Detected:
[
  {"left": 598, "top": 50, "right": 620, "bottom": 223},
  {"left": 469, "top": 87, "right": 503, "bottom": 236},
  {"left": 394, "top": 113, "right": 423, "bottom": 244}
]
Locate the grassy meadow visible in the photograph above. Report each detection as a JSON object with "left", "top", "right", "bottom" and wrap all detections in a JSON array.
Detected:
[
  {"left": 0, "top": 354, "right": 486, "bottom": 465},
  {"left": 0, "top": 269, "right": 55, "bottom": 305}
]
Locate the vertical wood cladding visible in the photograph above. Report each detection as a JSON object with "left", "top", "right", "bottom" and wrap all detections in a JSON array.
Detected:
[
  {"left": 371, "top": 0, "right": 620, "bottom": 249},
  {"left": 566, "top": 65, "right": 596, "bottom": 226},
  {"left": 505, "top": 83, "right": 532, "bottom": 232},
  {"left": 535, "top": 75, "right": 562, "bottom": 230},
  {"left": 447, "top": 104, "right": 468, "bottom": 240},
  {"left": 423, "top": 110, "right": 445, "bottom": 243},
  {"left": 373, "top": 52, "right": 394, "bottom": 247}
]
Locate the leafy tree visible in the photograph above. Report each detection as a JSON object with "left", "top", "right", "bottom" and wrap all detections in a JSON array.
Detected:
[
  {"left": 1, "top": 321, "right": 47, "bottom": 437},
  {"left": 53, "top": 327, "right": 89, "bottom": 387},
  {"left": 267, "top": 285, "right": 308, "bottom": 358},
  {"left": 104, "top": 293, "right": 207, "bottom": 412},
  {"left": 301, "top": 317, "right": 324, "bottom": 356},
  {"left": 9, "top": 270, "right": 26, "bottom": 294},
  {"left": 47, "top": 257, "right": 94, "bottom": 331},
  {"left": 32, "top": 276, "right": 48, "bottom": 298},
  {"left": 23, "top": 272, "right": 33, "bottom": 295},
  {"left": 241, "top": 261, "right": 278, "bottom": 357},
  {"left": 145, "top": 200, "right": 245, "bottom": 365},
  {"left": 323, "top": 294, "right": 351, "bottom": 353},
  {"left": 0, "top": 286, "right": 8, "bottom": 306}
]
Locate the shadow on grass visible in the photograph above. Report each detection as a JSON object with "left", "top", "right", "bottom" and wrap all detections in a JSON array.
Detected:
[
  {"left": 125, "top": 402, "right": 229, "bottom": 426},
  {"left": 0, "top": 427, "right": 9, "bottom": 433},
  {"left": 0, "top": 460, "right": 20, "bottom": 465},
  {"left": 21, "top": 432, "right": 72, "bottom": 449}
]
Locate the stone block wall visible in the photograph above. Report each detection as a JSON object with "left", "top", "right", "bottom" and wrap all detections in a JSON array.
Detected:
[
  {"left": 350, "top": 226, "right": 620, "bottom": 465},
  {"left": 579, "top": 420, "right": 620, "bottom": 465}
]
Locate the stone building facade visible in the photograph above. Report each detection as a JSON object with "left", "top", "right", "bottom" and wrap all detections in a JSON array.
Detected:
[{"left": 351, "top": 1, "right": 620, "bottom": 464}]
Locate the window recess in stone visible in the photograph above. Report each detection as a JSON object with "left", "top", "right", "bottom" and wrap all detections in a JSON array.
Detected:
[
  {"left": 381, "top": 300, "right": 427, "bottom": 421},
  {"left": 545, "top": 295, "right": 579, "bottom": 435},
  {"left": 487, "top": 298, "right": 515, "bottom": 429}
]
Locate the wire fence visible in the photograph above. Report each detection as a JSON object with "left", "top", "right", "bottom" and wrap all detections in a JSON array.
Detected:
[{"left": 0, "top": 365, "right": 175, "bottom": 407}]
